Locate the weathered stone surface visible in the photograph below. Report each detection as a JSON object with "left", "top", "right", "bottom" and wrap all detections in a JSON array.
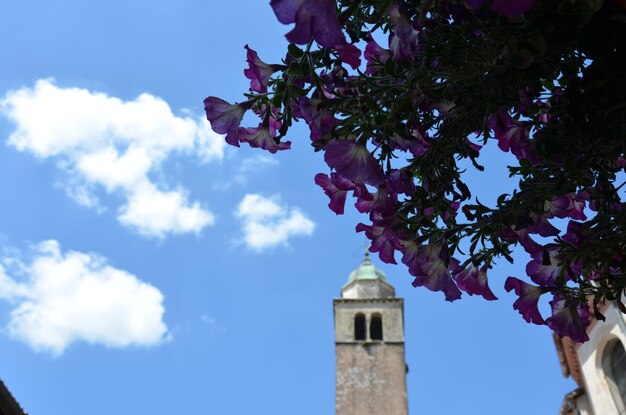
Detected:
[{"left": 335, "top": 343, "right": 408, "bottom": 415}]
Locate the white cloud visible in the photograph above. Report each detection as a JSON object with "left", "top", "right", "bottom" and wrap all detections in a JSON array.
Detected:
[
  {"left": 0, "top": 240, "right": 169, "bottom": 355},
  {"left": 236, "top": 194, "right": 315, "bottom": 251},
  {"left": 118, "top": 181, "right": 213, "bottom": 237},
  {"left": 0, "top": 265, "right": 28, "bottom": 300},
  {"left": 1, "top": 79, "right": 222, "bottom": 238},
  {"left": 239, "top": 155, "right": 279, "bottom": 173}
]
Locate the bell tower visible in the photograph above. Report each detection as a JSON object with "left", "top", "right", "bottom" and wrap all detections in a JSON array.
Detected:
[{"left": 334, "top": 253, "right": 409, "bottom": 415}]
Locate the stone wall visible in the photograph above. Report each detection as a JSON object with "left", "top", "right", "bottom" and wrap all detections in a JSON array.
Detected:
[{"left": 335, "top": 343, "right": 408, "bottom": 415}]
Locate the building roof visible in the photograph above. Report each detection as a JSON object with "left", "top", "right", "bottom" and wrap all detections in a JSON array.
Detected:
[
  {"left": 343, "top": 252, "right": 387, "bottom": 287},
  {"left": 553, "top": 333, "right": 585, "bottom": 387},
  {"left": 0, "top": 378, "right": 27, "bottom": 415},
  {"left": 341, "top": 253, "right": 395, "bottom": 299}
]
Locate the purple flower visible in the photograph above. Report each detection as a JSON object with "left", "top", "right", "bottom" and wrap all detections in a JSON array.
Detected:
[
  {"left": 546, "top": 296, "right": 590, "bottom": 343},
  {"left": 544, "top": 194, "right": 586, "bottom": 220},
  {"left": 314, "top": 172, "right": 355, "bottom": 214},
  {"left": 387, "top": 126, "right": 432, "bottom": 157},
  {"left": 298, "top": 96, "right": 338, "bottom": 141},
  {"left": 490, "top": 0, "right": 535, "bottom": 17},
  {"left": 401, "top": 242, "right": 462, "bottom": 302},
  {"left": 544, "top": 195, "right": 570, "bottom": 219},
  {"left": 364, "top": 35, "right": 391, "bottom": 75},
  {"left": 203, "top": 97, "right": 249, "bottom": 147},
  {"left": 527, "top": 212, "right": 560, "bottom": 237},
  {"left": 353, "top": 186, "right": 374, "bottom": 213},
  {"left": 562, "top": 221, "right": 588, "bottom": 249},
  {"left": 454, "top": 265, "right": 498, "bottom": 300},
  {"left": 334, "top": 43, "right": 362, "bottom": 70},
  {"left": 444, "top": 201, "right": 460, "bottom": 220},
  {"left": 388, "top": 2, "right": 419, "bottom": 62},
  {"left": 237, "top": 117, "right": 291, "bottom": 154},
  {"left": 526, "top": 245, "right": 582, "bottom": 287},
  {"left": 488, "top": 109, "right": 538, "bottom": 163},
  {"left": 271, "top": 0, "right": 343, "bottom": 47},
  {"left": 504, "top": 277, "right": 545, "bottom": 325},
  {"left": 412, "top": 260, "right": 463, "bottom": 302},
  {"left": 270, "top": 0, "right": 361, "bottom": 67},
  {"left": 386, "top": 169, "right": 416, "bottom": 196},
  {"left": 324, "top": 140, "right": 385, "bottom": 186},
  {"left": 244, "top": 45, "right": 283, "bottom": 93},
  {"left": 356, "top": 223, "right": 401, "bottom": 264},
  {"left": 354, "top": 186, "right": 396, "bottom": 216},
  {"left": 502, "top": 226, "right": 542, "bottom": 255}
]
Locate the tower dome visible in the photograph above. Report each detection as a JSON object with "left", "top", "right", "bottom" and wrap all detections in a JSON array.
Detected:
[{"left": 341, "top": 252, "right": 395, "bottom": 299}]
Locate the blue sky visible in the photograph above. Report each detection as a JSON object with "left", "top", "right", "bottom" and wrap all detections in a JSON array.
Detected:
[{"left": 0, "top": 1, "right": 576, "bottom": 413}]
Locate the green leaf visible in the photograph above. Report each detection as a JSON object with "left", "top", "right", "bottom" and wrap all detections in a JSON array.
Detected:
[{"left": 287, "top": 44, "right": 303, "bottom": 59}]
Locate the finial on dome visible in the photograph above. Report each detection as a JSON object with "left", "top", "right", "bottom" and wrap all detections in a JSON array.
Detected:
[{"left": 363, "top": 245, "right": 372, "bottom": 265}]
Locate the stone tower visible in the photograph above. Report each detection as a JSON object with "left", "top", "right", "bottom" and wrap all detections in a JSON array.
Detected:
[{"left": 334, "top": 253, "right": 408, "bottom": 415}]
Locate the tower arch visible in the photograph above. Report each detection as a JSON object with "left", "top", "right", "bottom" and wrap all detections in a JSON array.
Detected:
[{"left": 602, "top": 338, "right": 626, "bottom": 413}]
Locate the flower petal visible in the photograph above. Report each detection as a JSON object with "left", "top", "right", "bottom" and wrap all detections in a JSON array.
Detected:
[
  {"left": 504, "top": 277, "right": 545, "bottom": 325},
  {"left": 546, "top": 296, "right": 590, "bottom": 343},
  {"left": 454, "top": 265, "right": 498, "bottom": 300},
  {"left": 270, "top": 0, "right": 346, "bottom": 49},
  {"left": 203, "top": 96, "right": 247, "bottom": 137},
  {"left": 314, "top": 172, "right": 354, "bottom": 214},
  {"left": 324, "top": 140, "right": 385, "bottom": 186},
  {"left": 244, "top": 45, "right": 281, "bottom": 93}
]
